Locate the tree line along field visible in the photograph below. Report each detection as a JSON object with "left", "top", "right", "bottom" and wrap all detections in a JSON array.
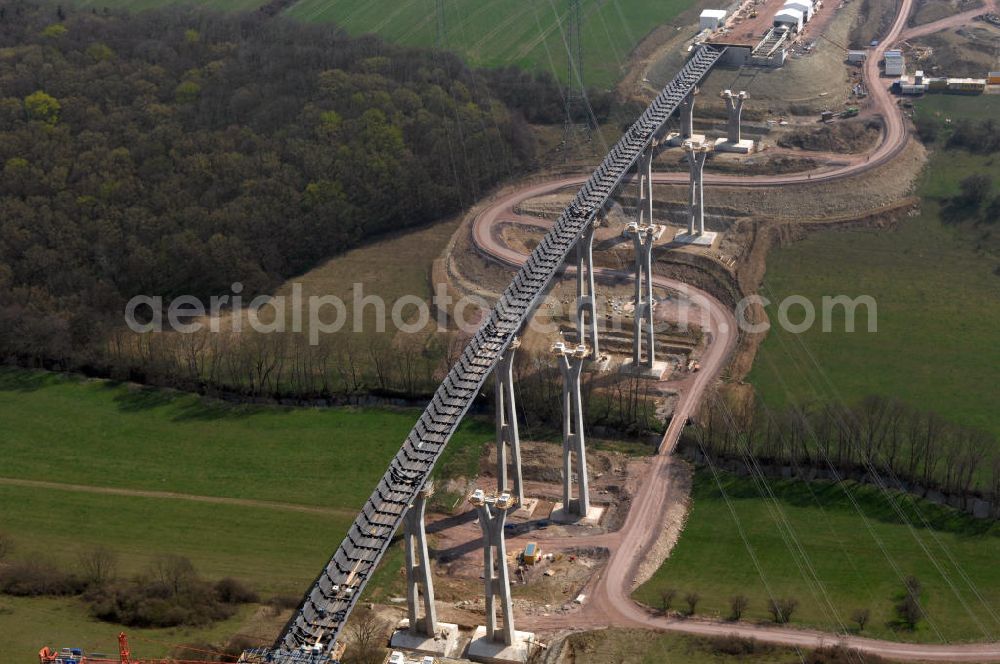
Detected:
[
  {"left": 747, "top": 95, "right": 1000, "bottom": 441},
  {"left": 66, "top": 0, "right": 705, "bottom": 89},
  {"left": 0, "top": 367, "right": 490, "bottom": 659},
  {"left": 68, "top": 0, "right": 267, "bottom": 10},
  {"left": 634, "top": 470, "right": 1000, "bottom": 643}
]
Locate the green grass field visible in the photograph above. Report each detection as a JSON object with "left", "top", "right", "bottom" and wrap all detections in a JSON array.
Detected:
[
  {"left": 748, "top": 96, "right": 1000, "bottom": 438},
  {"left": 634, "top": 470, "right": 1000, "bottom": 643},
  {"left": 70, "top": 0, "right": 704, "bottom": 89},
  {"left": 0, "top": 367, "right": 489, "bottom": 659},
  {"left": 0, "top": 595, "right": 260, "bottom": 661},
  {"left": 566, "top": 627, "right": 850, "bottom": 663},
  {"left": 286, "top": 0, "right": 702, "bottom": 88},
  {"left": 0, "top": 368, "right": 488, "bottom": 507}
]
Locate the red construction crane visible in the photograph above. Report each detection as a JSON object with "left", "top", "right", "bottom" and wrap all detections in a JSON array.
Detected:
[
  {"left": 38, "top": 632, "right": 223, "bottom": 664},
  {"left": 118, "top": 633, "right": 131, "bottom": 664}
]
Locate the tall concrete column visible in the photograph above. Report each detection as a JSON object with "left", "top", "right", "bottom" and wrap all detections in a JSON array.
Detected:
[
  {"left": 575, "top": 223, "right": 599, "bottom": 359},
  {"left": 721, "top": 90, "right": 748, "bottom": 144},
  {"left": 636, "top": 147, "right": 654, "bottom": 228},
  {"left": 403, "top": 483, "right": 437, "bottom": 637},
  {"left": 553, "top": 342, "right": 590, "bottom": 516},
  {"left": 470, "top": 491, "right": 516, "bottom": 645},
  {"left": 679, "top": 89, "right": 697, "bottom": 140},
  {"left": 624, "top": 223, "right": 656, "bottom": 368},
  {"left": 684, "top": 141, "right": 710, "bottom": 236},
  {"left": 495, "top": 338, "right": 524, "bottom": 507}
]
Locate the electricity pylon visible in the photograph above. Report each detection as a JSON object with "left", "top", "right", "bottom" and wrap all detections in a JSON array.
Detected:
[{"left": 562, "top": 0, "right": 592, "bottom": 159}]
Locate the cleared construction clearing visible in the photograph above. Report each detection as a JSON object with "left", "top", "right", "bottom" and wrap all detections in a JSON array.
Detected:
[
  {"left": 649, "top": 0, "right": 865, "bottom": 115},
  {"left": 908, "top": 24, "right": 1000, "bottom": 78}
]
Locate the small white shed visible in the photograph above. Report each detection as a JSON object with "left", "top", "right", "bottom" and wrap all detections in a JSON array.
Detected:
[{"left": 700, "top": 9, "right": 728, "bottom": 30}]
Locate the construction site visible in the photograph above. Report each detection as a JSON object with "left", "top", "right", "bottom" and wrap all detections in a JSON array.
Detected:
[{"left": 15, "top": 0, "right": 1000, "bottom": 663}]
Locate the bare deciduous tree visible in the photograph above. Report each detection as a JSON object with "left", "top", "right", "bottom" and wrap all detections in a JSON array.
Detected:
[
  {"left": 344, "top": 607, "right": 388, "bottom": 664},
  {"left": 895, "top": 577, "right": 923, "bottom": 630},
  {"left": 768, "top": 598, "right": 798, "bottom": 624},
  {"left": 729, "top": 594, "right": 749, "bottom": 621},
  {"left": 150, "top": 555, "right": 197, "bottom": 595},
  {"left": 659, "top": 588, "right": 677, "bottom": 614},
  {"left": 851, "top": 607, "right": 870, "bottom": 632},
  {"left": 78, "top": 546, "right": 117, "bottom": 587},
  {"left": 897, "top": 592, "right": 922, "bottom": 630},
  {"left": 684, "top": 592, "right": 701, "bottom": 616}
]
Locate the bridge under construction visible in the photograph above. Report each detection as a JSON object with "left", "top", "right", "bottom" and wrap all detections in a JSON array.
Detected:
[{"left": 241, "top": 43, "right": 728, "bottom": 664}]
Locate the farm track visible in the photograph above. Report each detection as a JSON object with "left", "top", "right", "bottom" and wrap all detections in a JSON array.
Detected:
[{"left": 0, "top": 477, "right": 356, "bottom": 518}]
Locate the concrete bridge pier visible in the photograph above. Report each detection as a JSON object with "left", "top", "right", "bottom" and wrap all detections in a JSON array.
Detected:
[
  {"left": 623, "top": 222, "right": 667, "bottom": 378},
  {"left": 494, "top": 338, "right": 524, "bottom": 508},
  {"left": 716, "top": 89, "right": 753, "bottom": 153},
  {"left": 636, "top": 147, "right": 654, "bottom": 228},
  {"left": 681, "top": 91, "right": 695, "bottom": 139},
  {"left": 391, "top": 483, "right": 459, "bottom": 656},
  {"left": 467, "top": 491, "right": 534, "bottom": 663},
  {"left": 575, "top": 223, "right": 600, "bottom": 359},
  {"left": 668, "top": 88, "right": 704, "bottom": 146},
  {"left": 675, "top": 141, "right": 716, "bottom": 247},
  {"left": 622, "top": 146, "right": 668, "bottom": 377},
  {"left": 403, "top": 484, "right": 436, "bottom": 636},
  {"left": 551, "top": 342, "right": 601, "bottom": 522}
]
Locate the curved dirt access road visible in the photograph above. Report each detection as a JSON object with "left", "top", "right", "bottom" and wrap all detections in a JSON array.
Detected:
[
  {"left": 469, "top": 171, "right": 1000, "bottom": 664},
  {"left": 470, "top": 188, "right": 1000, "bottom": 662},
  {"left": 460, "top": 1, "right": 1000, "bottom": 657}
]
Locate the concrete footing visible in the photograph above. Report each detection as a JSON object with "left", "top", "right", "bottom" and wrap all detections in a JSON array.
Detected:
[
  {"left": 549, "top": 503, "right": 606, "bottom": 525},
  {"left": 512, "top": 497, "right": 539, "bottom": 519},
  {"left": 666, "top": 131, "right": 706, "bottom": 147},
  {"left": 713, "top": 138, "right": 755, "bottom": 153},
  {"left": 467, "top": 626, "right": 536, "bottom": 664},
  {"left": 585, "top": 354, "right": 612, "bottom": 373},
  {"left": 671, "top": 230, "right": 718, "bottom": 247},
  {"left": 620, "top": 223, "right": 666, "bottom": 240},
  {"left": 390, "top": 621, "right": 460, "bottom": 658},
  {"left": 620, "top": 358, "right": 671, "bottom": 380}
]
